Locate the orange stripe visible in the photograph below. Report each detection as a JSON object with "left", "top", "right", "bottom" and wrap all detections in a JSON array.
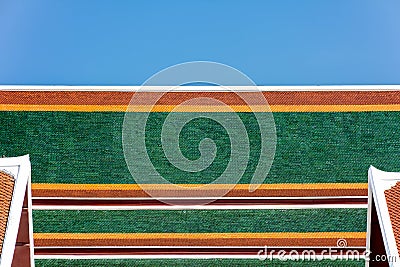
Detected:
[
  {"left": 34, "top": 232, "right": 366, "bottom": 240},
  {"left": 0, "top": 104, "right": 127, "bottom": 112},
  {"left": 31, "top": 183, "right": 367, "bottom": 191},
  {"left": 2, "top": 104, "right": 400, "bottom": 112},
  {"left": 271, "top": 104, "right": 400, "bottom": 112}
]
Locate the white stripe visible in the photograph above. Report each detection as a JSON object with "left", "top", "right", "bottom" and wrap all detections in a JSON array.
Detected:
[
  {"left": 32, "top": 204, "right": 368, "bottom": 210},
  {"left": 0, "top": 85, "right": 400, "bottom": 91},
  {"left": 34, "top": 254, "right": 366, "bottom": 260}
]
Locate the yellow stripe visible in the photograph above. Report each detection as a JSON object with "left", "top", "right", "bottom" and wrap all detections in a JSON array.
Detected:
[
  {"left": 2, "top": 104, "right": 400, "bottom": 112},
  {"left": 34, "top": 232, "right": 366, "bottom": 240},
  {"left": 31, "top": 183, "right": 368, "bottom": 191}
]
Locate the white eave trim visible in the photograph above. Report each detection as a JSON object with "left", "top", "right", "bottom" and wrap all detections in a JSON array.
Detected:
[
  {"left": 368, "top": 166, "right": 400, "bottom": 267},
  {"left": 0, "top": 85, "right": 400, "bottom": 91},
  {"left": 0, "top": 155, "right": 32, "bottom": 267}
]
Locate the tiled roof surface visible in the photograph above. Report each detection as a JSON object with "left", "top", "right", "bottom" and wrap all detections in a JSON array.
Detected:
[
  {"left": 0, "top": 170, "right": 15, "bottom": 254},
  {"left": 384, "top": 182, "right": 400, "bottom": 254}
]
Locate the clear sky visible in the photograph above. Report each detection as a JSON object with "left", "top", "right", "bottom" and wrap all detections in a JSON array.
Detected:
[{"left": 0, "top": 0, "right": 399, "bottom": 85}]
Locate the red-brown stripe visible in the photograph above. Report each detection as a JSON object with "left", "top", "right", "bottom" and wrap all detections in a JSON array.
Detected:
[
  {"left": 33, "top": 232, "right": 366, "bottom": 247},
  {"left": 2, "top": 91, "right": 400, "bottom": 105}
]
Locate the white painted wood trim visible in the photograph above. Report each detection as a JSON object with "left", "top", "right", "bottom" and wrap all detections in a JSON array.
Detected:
[
  {"left": 0, "top": 85, "right": 400, "bottom": 91},
  {"left": 0, "top": 155, "right": 33, "bottom": 267},
  {"left": 368, "top": 166, "right": 400, "bottom": 267}
]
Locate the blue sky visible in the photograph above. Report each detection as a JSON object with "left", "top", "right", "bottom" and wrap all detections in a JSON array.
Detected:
[{"left": 0, "top": 0, "right": 399, "bottom": 85}]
